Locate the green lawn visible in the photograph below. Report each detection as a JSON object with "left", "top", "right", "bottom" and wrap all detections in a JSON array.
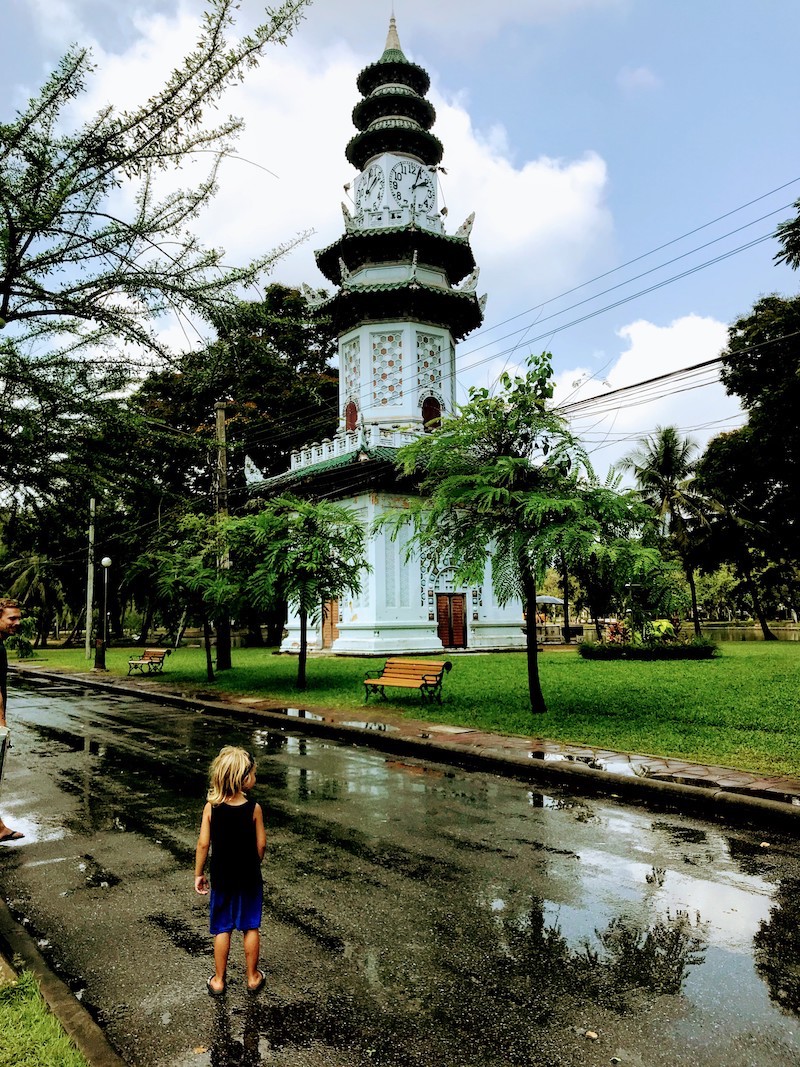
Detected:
[
  {"left": 18, "top": 641, "right": 800, "bottom": 777},
  {"left": 0, "top": 971, "right": 89, "bottom": 1067}
]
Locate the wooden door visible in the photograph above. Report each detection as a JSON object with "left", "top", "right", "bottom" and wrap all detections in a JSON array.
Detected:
[
  {"left": 321, "top": 599, "right": 339, "bottom": 649},
  {"left": 436, "top": 593, "right": 467, "bottom": 648}
]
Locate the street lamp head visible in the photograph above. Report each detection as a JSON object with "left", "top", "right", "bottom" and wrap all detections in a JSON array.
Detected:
[{"left": 101, "top": 557, "right": 112, "bottom": 568}]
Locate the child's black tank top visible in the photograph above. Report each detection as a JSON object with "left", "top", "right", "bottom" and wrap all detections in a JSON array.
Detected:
[{"left": 209, "top": 799, "right": 262, "bottom": 891}]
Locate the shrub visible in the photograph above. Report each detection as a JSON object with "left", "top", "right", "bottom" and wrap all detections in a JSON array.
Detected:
[{"left": 578, "top": 637, "right": 720, "bottom": 661}]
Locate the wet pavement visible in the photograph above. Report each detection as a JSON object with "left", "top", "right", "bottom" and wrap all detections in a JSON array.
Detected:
[{"left": 1, "top": 675, "right": 800, "bottom": 1066}]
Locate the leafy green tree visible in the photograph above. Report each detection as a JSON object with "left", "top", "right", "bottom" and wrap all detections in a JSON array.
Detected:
[
  {"left": 147, "top": 513, "right": 241, "bottom": 682},
  {"left": 0, "top": 0, "right": 311, "bottom": 501},
  {"left": 717, "top": 294, "right": 800, "bottom": 566},
  {"left": 389, "top": 354, "right": 658, "bottom": 714},
  {"left": 132, "top": 287, "right": 338, "bottom": 502},
  {"left": 232, "top": 496, "right": 368, "bottom": 691},
  {"left": 619, "top": 426, "right": 710, "bottom": 636},
  {"left": 694, "top": 429, "right": 781, "bottom": 638}
]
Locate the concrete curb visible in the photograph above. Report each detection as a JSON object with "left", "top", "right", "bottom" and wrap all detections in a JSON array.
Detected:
[
  {"left": 11, "top": 664, "right": 800, "bottom": 830},
  {"left": 0, "top": 897, "right": 128, "bottom": 1067}
]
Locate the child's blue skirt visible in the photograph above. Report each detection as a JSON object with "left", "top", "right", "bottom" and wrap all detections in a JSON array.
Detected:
[{"left": 209, "top": 884, "right": 263, "bottom": 934}]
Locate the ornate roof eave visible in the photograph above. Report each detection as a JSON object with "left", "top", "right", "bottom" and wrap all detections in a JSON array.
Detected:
[
  {"left": 314, "top": 281, "right": 484, "bottom": 340},
  {"left": 315, "top": 228, "right": 476, "bottom": 286},
  {"left": 356, "top": 58, "right": 430, "bottom": 97},
  {"left": 352, "top": 91, "right": 435, "bottom": 132},
  {"left": 253, "top": 447, "right": 415, "bottom": 499},
  {"left": 346, "top": 125, "right": 443, "bottom": 170}
]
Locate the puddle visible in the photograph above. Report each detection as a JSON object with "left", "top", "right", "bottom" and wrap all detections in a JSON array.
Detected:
[
  {"left": 281, "top": 708, "right": 326, "bottom": 721},
  {"left": 528, "top": 750, "right": 647, "bottom": 776}
]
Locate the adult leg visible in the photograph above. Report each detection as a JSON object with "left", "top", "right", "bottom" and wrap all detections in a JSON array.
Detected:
[
  {"left": 209, "top": 931, "right": 231, "bottom": 992},
  {"left": 243, "top": 928, "right": 262, "bottom": 989},
  {"left": 0, "top": 816, "right": 24, "bottom": 842}
]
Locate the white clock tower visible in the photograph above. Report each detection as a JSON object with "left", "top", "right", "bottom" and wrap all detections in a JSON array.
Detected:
[{"left": 262, "top": 19, "right": 525, "bottom": 655}]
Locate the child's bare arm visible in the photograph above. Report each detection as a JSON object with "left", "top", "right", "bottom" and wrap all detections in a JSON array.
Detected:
[
  {"left": 194, "top": 803, "right": 212, "bottom": 894},
  {"left": 254, "top": 803, "right": 267, "bottom": 862}
]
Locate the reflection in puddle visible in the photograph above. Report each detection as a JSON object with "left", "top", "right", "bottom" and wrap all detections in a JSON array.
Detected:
[{"left": 7, "top": 677, "right": 800, "bottom": 1066}]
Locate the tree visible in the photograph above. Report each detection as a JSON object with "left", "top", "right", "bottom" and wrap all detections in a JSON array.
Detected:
[
  {"left": 694, "top": 429, "right": 781, "bottom": 638},
  {"left": 717, "top": 294, "right": 800, "bottom": 566},
  {"left": 618, "top": 426, "right": 709, "bottom": 636},
  {"left": 389, "top": 354, "right": 657, "bottom": 715},
  {"left": 132, "top": 287, "right": 338, "bottom": 501},
  {"left": 0, "top": 0, "right": 311, "bottom": 500},
  {"left": 232, "top": 496, "right": 368, "bottom": 691},
  {"left": 147, "top": 513, "right": 241, "bottom": 682}
]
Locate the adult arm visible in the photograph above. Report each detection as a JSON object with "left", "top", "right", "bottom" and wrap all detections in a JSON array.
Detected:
[{"left": 194, "top": 802, "right": 212, "bottom": 894}]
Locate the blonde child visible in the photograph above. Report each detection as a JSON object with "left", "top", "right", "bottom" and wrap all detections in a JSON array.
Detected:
[{"left": 195, "top": 746, "right": 267, "bottom": 995}]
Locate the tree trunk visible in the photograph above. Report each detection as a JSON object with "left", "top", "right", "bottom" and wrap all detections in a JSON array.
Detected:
[
  {"left": 685, "top": 562, "right": 703, "bottom": 637},
  {"left": 742, "top": 562, "right": 777, "bottom": 640},
  {"left": 202, "top": 615, "right": 216, "bottom": 682},
  {"left": 174, "top": 608, "right": 187, "bottom": 650},
  {"left": 241, "top": 606, "right": 265, "bottom": 648},
  {"left": 521, "top": 564, "right": 546, "bottom": 714},
  {"left": 37, "top": 604, "right": 49, "bottom": 649},
  {"left": 215, "top": 615, "right": 232, "bottom": 670},
  {"left": 61, "top": 608, "right": 85, "bottom": 648},
  {"left": 297, "top": 607, "right": 308, "bottom": 691},
  {"left": 137, "top": 601, "right": 154, "bottom": 645}
]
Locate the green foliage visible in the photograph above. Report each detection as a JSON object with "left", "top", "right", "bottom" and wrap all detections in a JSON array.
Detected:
[
  {"left": 701, "top": 294, "right": 800, "bottom": 593},
  {"left": 132, "top": 287, "right": 338, "bottom": 499},
  {"left": 230, "top": 495, "right": 368, "bottom": 689},
  {"left": 578, "top": 636, "right": 719, "bottom": 660},
  {"left": 0, "top": 970, "right": 89, "bottom": 1067},
  {"left": 390, "top": 353, "right": 669, "bottom": 712},
  {"left": 0, "top": 0, "right": 311, "bottom": 503}
]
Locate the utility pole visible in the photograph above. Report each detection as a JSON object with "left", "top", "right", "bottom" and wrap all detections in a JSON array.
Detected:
[
  {"left": 214, "top": 401, "right": 232, "bottom": 670},
  {"left": 85, "top": 498, "right": 95, "bottom": 658}
]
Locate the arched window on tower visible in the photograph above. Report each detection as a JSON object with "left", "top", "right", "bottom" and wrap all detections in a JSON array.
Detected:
[
  {"left": 421, "top": 395, "right": 441, "bottom": 432},
  {"left": 345, "top": 401, "right": 358, "bottom": 432}
]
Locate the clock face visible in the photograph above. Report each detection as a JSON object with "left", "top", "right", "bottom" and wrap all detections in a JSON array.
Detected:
[
  {"left": 389, "top": 160, "right": 435, "bottom": 212},
  {"left": 356, "top": 164, "right": 385, "bottom": 212}
]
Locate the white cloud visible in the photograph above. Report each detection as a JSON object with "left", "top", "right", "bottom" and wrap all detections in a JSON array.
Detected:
[
  {"left": 556, "top": 314, "right": 744, "bottom": 477},
  {"left": 616, "top": 65, "right": 662, "bottom": 92},
  {"left": 61, "top": 4, "right": 614, "bottom": 365}
]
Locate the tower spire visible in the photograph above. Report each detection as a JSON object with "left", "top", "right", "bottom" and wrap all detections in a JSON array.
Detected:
[{"left": 385, "top": 15, "right": 402, "bottom": 55}]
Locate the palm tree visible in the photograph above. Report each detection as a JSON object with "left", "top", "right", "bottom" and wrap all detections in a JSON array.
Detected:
[
  {"left": 2, "top": 553, "right": 67, "bottom": 647},
  {"left": 619, "top": 426, "right": 707, "bottom": 636}
]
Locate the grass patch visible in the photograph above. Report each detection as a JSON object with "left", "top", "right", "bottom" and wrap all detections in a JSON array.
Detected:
[
  {"left": 19, "top": 642, "right": 800, "bottom": 778},
  {"left": 0, "top": 971, "right": 89, "bottom": 1067}
]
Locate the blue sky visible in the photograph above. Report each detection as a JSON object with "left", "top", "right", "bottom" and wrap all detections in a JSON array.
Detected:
[{"left": 3, "top": 0, "right": 800, "bottom": 473}]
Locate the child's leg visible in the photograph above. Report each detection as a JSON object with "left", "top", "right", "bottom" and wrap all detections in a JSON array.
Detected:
[
  {"left": 243, "top": 928, "right": 261, "bottom": 985},
  {"left": 211, "top": 931, "right": 231, "bottom": 991}
]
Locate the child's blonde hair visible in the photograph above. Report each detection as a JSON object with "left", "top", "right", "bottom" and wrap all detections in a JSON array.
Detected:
[{"left": 207, "top": 746, "right": 255, "bottom": 805}]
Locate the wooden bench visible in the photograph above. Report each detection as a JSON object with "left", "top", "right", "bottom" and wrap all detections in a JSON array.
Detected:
[
  {"left": 128, "top": 648, "right": 172, "bottom": 675},
  {"left": 364, "top": 658, "right": 452, "bottom": 705}
]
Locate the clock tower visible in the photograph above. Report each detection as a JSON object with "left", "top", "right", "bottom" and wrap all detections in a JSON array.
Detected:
[{"left": 264, "top": 19, "right": 525, "bottom": 655}]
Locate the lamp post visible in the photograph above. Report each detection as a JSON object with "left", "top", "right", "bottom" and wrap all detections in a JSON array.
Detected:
[{"left": 93, "top": 556, "right": 112, "bottom": 671}]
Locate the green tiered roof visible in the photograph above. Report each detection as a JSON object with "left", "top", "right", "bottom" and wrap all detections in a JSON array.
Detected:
[
  {"left": 315, "top": 17, "right": 484, "bottom": 346},
  {"left": 346, "top": 17, "right": 442, "bottom": 170}
]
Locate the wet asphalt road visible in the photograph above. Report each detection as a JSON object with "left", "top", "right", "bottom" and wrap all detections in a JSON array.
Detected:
[{"left": 1, "top": 677, "right": 800, "bottom": 1067}]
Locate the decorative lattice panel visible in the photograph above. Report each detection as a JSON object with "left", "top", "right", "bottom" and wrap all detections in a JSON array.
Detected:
[
  {"left": 416, "top": 332, "right": 444, "bottom": 398},
  {"left": 371, "top": 332, "right": 403, "bottom": 406},
  {"left": 342, "top": 336, "right": 361, "bottom": 404}
]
